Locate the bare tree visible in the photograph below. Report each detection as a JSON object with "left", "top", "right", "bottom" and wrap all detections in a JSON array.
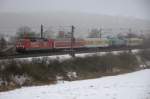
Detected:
[
  {"left": 0, "top": 37, "right": 6, "bottom": 50},
  {"left": 88, "top": 28, "right": 101, "bottom": 38},
  {"left": 126, "top": 33, "right": 138, "bottom": 38},
  {"left": 16, "top": 26, "right": 37, "bottom": 38}
]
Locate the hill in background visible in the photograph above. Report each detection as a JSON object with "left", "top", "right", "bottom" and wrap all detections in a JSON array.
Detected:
[{"left": 0, "top": 12, "right": 150, "bottom": 37}]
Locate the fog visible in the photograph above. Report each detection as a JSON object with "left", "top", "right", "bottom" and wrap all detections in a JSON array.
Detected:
[
  {"left": 0, "top": 0, "right": 150, "bottom": 36},
  {"left": 1, "top": 0, "right": 150, "bottom": 20}
]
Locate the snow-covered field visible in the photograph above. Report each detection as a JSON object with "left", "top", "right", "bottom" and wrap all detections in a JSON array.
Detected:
[{"left": 0, "top": 69, "right": 150, "bottom": 99}]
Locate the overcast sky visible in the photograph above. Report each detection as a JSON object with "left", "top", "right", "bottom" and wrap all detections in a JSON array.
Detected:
[{"left": 0, "top": 0, "right": 150, "bottom": 20}]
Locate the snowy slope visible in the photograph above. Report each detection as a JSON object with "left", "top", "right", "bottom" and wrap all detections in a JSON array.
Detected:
[{"left": 0, "top": 69, "right": 150, "bottom": 99}]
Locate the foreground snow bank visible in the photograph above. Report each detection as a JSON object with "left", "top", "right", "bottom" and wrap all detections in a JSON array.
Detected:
[{"left": 0, "top": 69, "right": 150, "bottom": 99}]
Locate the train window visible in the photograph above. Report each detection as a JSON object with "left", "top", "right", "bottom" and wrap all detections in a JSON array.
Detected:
[
  {"left": 30, "top": 39, "right": 36, "bottom": 42},
  {"left": 19, "top": 39, "right": 24, "bottom": 42},
  {"left": 43, "top": 38, "right": 48, "bottom": 41}
]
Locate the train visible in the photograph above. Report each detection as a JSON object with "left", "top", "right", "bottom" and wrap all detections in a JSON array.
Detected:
[{"left": 16, "top": 36, "right": 143, "bottom": 53}]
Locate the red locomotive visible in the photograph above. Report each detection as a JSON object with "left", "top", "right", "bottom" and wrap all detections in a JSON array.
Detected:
[{"left": 16, "top": 37, "right": 54, "bottom": 52}]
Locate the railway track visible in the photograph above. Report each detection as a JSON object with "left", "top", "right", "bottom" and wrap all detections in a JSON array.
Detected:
[{"left": 0, "top": 46, "right": 149, "bottom": 60}]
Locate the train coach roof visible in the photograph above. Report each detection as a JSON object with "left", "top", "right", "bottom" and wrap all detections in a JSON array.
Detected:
[{"left": 18, "top": 37, "right": 53, "bottom": 40}]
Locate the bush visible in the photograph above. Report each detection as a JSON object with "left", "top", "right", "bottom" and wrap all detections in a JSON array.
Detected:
[
  {"left": 117, "top": 52, "right": 138, "bottom": 70},
  {"left": 139, "top": 50, "right": 150, "bottom": 61},
  {"left": 0, "top": 52, "right": 139, "bottom": 88}
]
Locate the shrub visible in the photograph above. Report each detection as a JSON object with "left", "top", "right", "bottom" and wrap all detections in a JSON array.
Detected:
[
  {"left": 117, "top": 52, "right": 138, "bottom": 70},
  {"left": 0, "top": 52, "right": 139, "bottom": 87},
  {"left": 139, "top": 50, "right": 150, "bottom": 61}
]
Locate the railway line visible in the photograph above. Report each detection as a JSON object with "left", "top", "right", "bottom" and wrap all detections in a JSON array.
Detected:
[{"left": 0, "top": 45, "right": 149, "bottom": 60}]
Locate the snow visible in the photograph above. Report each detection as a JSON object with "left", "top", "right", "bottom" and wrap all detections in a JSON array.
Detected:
[
  {"left": 11, "top": 75, "right": 31, "bottom": 86},
  {"left": 67, "top": 71, "right": 77, "bottom": 80},
  {"left": 1, "top": 49, "right": 140, "bottom": 62},
  {"left": 17, "top": 54, "right": 72, "bottom": 62},
  {"left": 1, "top": 69, "right": 150, "bottom": 99}
]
